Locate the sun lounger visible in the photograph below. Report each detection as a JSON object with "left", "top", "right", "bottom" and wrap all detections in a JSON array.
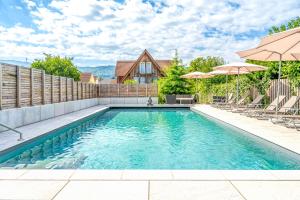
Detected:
[
  {"left": 231, "top": 95, "right": 264, "bottom": 113},
  {"left": 245, "top": 95, "right": 286, "bottom": 118},
  {"left": 258, "top": 96, "right": 300, "bottom": 122}
]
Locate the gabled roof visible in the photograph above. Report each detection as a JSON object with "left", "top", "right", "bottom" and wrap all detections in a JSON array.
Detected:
[{"left": 115, "top": 49, "right": 172, "bottom": 81}]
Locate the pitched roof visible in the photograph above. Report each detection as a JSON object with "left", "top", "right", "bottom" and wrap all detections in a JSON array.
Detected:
[
  {"left": 115, "top": 50, "right": 172, "bottom": 78},
  {"left": 80, "top": 72, "right": 94, "bottom": 82}
]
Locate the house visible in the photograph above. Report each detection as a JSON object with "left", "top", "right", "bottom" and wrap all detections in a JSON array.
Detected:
[
  {"left": 115, "top": 49, "right": 172, "bottom": 84},
  {"left": 80, "top": 73, "right": 97, "bottom": 84}
]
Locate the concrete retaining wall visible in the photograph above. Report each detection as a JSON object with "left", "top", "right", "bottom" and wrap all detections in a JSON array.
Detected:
[
  {"left": 98, "top": 97, "right": 158, "bottom": 105},
  {"left": 0, "top": 98, "right": 99, "bottom": 130},
  {"left": 0, "top": 97, "right": 158, "bottom": 131}
]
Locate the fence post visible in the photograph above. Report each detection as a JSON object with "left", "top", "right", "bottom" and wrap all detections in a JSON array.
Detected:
[
  {"left": 59, "top": 77, "right": 62, "bottom": 102},
  {"left": 99, "top": 84, "right": 101, "bottom": 97},
  {"left": 66, "top": 78, "right": 68, "bottom": 101},
  {"left": 0, "top": 65, "right": 2, "bottom": 110},
  {"left": 41, "top": 70, "right": 45, "bottom": 104},
  {"left": 77, "top": 81, "right": 79, "bottom": 100},
  {"left": 146, "top": 84, "right": 148, "bottom": 97},
  {"left": 72, "top": 79, "right": 74, "bottom": 101},
  {"left": 16, "top": 66, "right": 21, "bottom": 108},
  {"left": 127, "top": 84, "right": 129, "bottom": 97},
  {"left": 81, "top": 83, "right": 83, "bottom": 99},
  {"left": 51, "top": 75, "right": 54, "bottom": 103},
  {"left": 30, "top": 68, "right": 34, "bottom": 106},
  {"left": 136, "top": 84, "right": 139, "bottom": 103},
  {"left": 118, "top": 84, "right": 120, "bottom": 97}
]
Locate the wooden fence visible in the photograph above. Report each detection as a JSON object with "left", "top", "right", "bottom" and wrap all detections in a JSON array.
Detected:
[
  {"left": 268, "top": 79, "right": 300, "bottom": 107},
  {"left": 0, "top": 63, "right": 158, "bottom": 110},
  {"left": 99, "top": 83, "right": 158, "bottom": 97}
]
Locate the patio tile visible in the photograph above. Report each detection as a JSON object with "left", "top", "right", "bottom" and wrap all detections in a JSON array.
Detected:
[
  {"left": 0, "top": 169, "right": 27, "bottom": 179},
  {"left": 149, "top": 181, "right": 244, "bottom": 200},
  {"left": 221, "top": 170, "right": 277, "bottom": 180},
  {"left": 19, "top": 170, "right": 75, "bottom": 180},
  {"left": 232, "top": 181, "right": 300, "bottom": 200},
  {"left": 70, "top": 170, "right": 123, "bottom": 180},
  {"left": 172, "top": 170, "right": 226, "bottom": 180},
  {"left": 270, "top": 170, "right": 300, "bottom": 180},
  {"left": 0, "top": 180, "right": 66, "bottom": 200},
  {"left": 53, "top": 181, "right": 148, "bottom": 200},
  {"left": 122, "top": 170, "right": 173, "bottom": 180}
]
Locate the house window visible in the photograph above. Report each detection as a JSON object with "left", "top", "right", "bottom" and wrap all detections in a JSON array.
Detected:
[
  {"left": 146, "top": 62, "right": 152, "bottom": 74},
  {"left": 139, "top": 62, "right": 145, "bottom": 74},
  {"left": 140, "top": 77, "right": 145, "bottom": 83}
]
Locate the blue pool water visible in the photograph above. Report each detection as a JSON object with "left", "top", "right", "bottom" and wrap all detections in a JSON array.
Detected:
[{"left": 1, "top": 108, "right": 300, "bottom": 169}]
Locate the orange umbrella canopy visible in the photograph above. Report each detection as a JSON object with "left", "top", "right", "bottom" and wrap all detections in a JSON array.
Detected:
[{"left": 237, "top": 27, "right": 300, "bottom": 61}]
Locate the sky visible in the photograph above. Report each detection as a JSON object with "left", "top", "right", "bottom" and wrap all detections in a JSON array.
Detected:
[{"left": 0, "top": 0, "right": 299, "bottom": 67}]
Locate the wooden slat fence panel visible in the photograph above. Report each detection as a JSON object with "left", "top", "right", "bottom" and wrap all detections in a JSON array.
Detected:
[
  {"left": 53, "top": 76, "right": 60, "bottom": 103},
  {"left": 44, "top": 74, "right": 52, "bottom": 104},
  {"left": 33, "top": 69, "right": 42, "bottom": 105},
  {"left": 20, "top": 67, "right": 31, "bottom": 107},
  {"left": 2, "top": 65, "right": 17, "bottom": 109}
]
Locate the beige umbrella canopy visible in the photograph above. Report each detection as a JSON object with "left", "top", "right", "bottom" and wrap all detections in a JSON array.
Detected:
[
  {"left": 237, "top": 27, "right": 300, "bottom": 61},
  {"left": 236, "top": 27, "right": 300, "bottom": 115},
  {"left": 213, "top": 62, "right": 266, "bottom": 103},
  {"left": 209, "top": 70, "right": 250, "bottom": 102},
  {"left": 181, "top": 71, "right": 214, "bottom": 79},
  {"left": 181, "top": 71, "right": 214, "bottom": 94}
]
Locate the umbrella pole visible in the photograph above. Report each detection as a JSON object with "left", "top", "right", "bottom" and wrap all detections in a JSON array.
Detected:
[
  {"left": 275, "top": 55, "right": 282, "bottom": 117},
  {"left": 237, "top": 68, "right": 240, "bottom": 107},
  {"left": 226, "top": 74, "right": 228, "bottom": 103}
]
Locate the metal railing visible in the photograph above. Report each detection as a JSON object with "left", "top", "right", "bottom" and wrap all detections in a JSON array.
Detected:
[{"left": 0, "top": 122, "right": 23, "bottom": 141}]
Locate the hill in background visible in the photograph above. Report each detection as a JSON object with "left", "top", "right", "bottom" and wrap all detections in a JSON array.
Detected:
[{"left": 78, "top": 65, "right": 115, "bottom": 80}]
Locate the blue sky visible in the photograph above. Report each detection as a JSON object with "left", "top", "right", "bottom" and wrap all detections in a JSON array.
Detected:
[{"left": 0, "top": 0, "right": 299, "bottom": 67}]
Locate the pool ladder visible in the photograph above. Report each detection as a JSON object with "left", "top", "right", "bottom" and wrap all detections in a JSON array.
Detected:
[{"left": 0, "top": 122, "right": 24, "bottom": 141}]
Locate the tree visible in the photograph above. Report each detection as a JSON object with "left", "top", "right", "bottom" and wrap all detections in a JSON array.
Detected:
[
  {"left": 188, "top": 56, "right": 225, "bottom": 72},
  {"left": 31, "top": 54, "right": 81, "bottom": 81},
  {"left": 158, "top": 52, "right": 192, "bottom": 95},
  {"left": 269, "top": 17, "right": 300, "bottom": 34}
]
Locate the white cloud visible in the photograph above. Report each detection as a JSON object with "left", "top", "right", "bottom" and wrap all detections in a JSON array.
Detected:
[{"left": 0, "top": 0, "right": 300, "bottom": 66}]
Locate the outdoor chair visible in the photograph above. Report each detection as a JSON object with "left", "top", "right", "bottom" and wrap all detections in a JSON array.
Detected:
[
  {"left": 244, "top": 95, "right": 286, "bottom": 118},
  {"left": 257, "top": 96, "right": 300, "bottom": 122},
  {"left": 231, "top": 94, "right": 264, "bottom": 113}
]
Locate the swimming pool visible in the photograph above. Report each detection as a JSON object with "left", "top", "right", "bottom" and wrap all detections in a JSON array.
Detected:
[{"left": 1, "top": 108, "right": 300, "bottom": 169}]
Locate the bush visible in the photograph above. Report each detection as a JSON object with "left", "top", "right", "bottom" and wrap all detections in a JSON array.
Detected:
[{"left": 124, "top": 79, "right": 137, "bottom": 85}]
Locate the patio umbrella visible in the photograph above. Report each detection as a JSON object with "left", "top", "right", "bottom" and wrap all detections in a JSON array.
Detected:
[
  {"left": 181, "top": 71, "right": 214, "bottom": 92},
  {"left": 181, "top": 71, "right": 214, "bottom": 102},
  {"left": 209, "top": 70, "right": 249, "bottom": 102},
  {"left": 213, "top": 62, "right": 266, "bottom": 104},
  {"left": 237, "top": 27, "right": 300, "bottom": 115}
]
